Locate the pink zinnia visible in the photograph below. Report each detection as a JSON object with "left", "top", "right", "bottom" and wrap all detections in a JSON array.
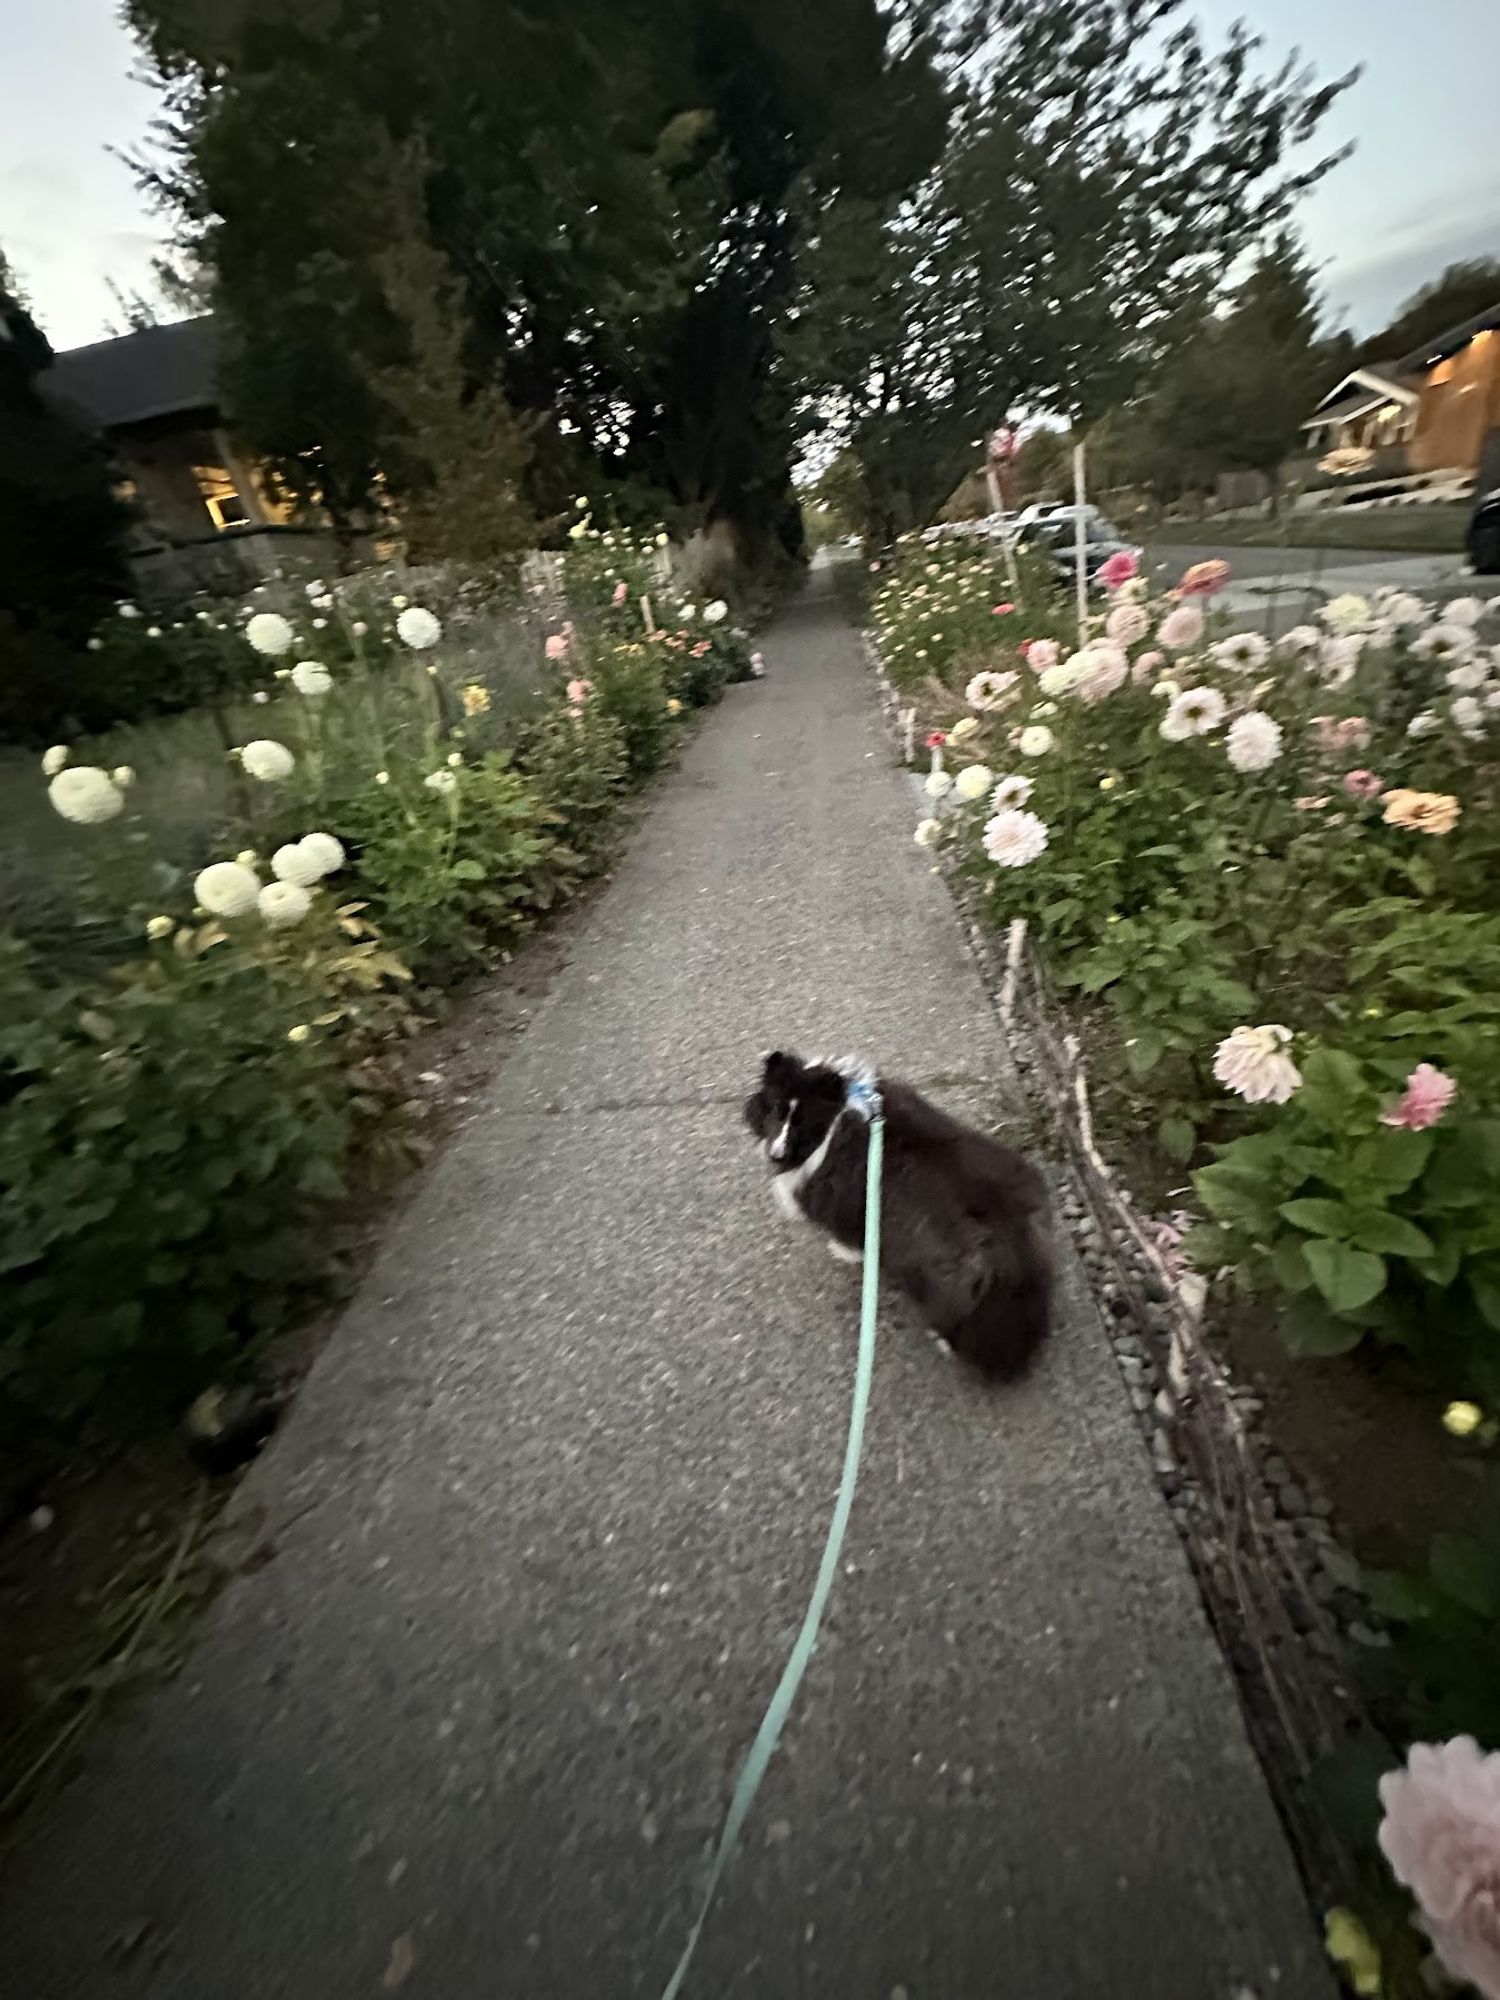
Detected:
[
  {"left": 1343, "top": 769, "right": 1384, "bottom": 801},
  {"left": 991, "top": 601, "right": 1016, "bottom": 616},
  {"left": 1096, "top": 550, "right": 1139, "bottom": 591},
  {"left": 1023, "top": 638, "right": 1060, "bottom": 672},
  {"left": 612, "top": 580, "right": 628, "bottom": 607},
  {"left": 925, "top": 730, "right": 948, "bottom": 750},
  {"left": 545, "top": 633, "right": 569, "bottom": 662},
  {"left": 1177, "top": 558, "right": 1232, "bottom": 598},
  {"left": 1381, "top": 1063, "right": 1456, "bottom": 1131},
  {"left": 1379, "top": 1736, "right": 1500, "bottom": 1996},
  {"left": 1157, "top": 605, "right": 1204, "bottom": 651}
]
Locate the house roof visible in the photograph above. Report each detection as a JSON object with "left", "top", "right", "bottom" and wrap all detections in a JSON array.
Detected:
[
  {"left": 42, "top": 315, "right": 219, "bottom": 429},
  {"left": 1305, "top": 366, "right": 1420, "bottom": 428},
  {"left": 1395, "top": 300, "right": 1500, "bottom": 377}
]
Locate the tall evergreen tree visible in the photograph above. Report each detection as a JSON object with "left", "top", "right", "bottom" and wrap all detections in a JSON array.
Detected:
[{"left": 1, "top": 252, "right": 135, "bottom": 737}]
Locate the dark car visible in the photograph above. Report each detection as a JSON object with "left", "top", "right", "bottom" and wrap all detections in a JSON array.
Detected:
[
  {"left": 1014, "top": 506, "right": 1141, "bottom": 592},
  {"left": 1468, "top": 487, "right": 1500, "bottom": 576}
]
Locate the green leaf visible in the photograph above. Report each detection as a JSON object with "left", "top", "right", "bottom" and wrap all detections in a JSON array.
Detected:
[
  {"left": 1303, "top": 1238, "right": 1386, "bottom": 1313},
  {"left": 1183, "top": 1222, "right": 1236, "bottom": 1268},
  {"left": 1277, "top": 1197, "right": 1352, "bottom": 1237},
  {"left": 1157, "top": 1113, "right": 1196, "bottom": 1164},
  {"left": 1278, "top": 1292, "right": 1365, "bottom": 1357},
  {"left": 1124, "top": 1030, "right": 1165, "bottom": 1078},
  {"left": 1346, "top": 1209, "right": 1435, "bottom": 1259},
  {"left": 1076, "top": 958, "right": 1121, "bottom": 994},
  {"left": 1430, "top": 1533, "right": 1500, "bottom": 1617},
  {"left": 450, "top": 859, "right": 487, "bottom": 882},
  {"left": 1470, "top": 1263, "right": 1500, "bottom": 1334},
  {"left": 1365, "top": 1569, "right": 1436, "bottom": 1623},
  {"left": 1270, "top": 1236, "right": 1315, "bottom": 1294},
  {"left": 1193, "top": 1162, "right": 1274, "bottom": 1232}
]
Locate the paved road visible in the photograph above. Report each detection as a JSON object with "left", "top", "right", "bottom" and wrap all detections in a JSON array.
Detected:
[
  {"left": 1147, "top": 539, "right": 1500, "bottom": 632},
  {"left": 0, "top": 579, "right": 1332, "bottom": 1999}
]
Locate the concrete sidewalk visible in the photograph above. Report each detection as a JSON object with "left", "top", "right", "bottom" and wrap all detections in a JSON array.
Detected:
[{"left": 1, "top": 580, "right": 1332, "bottom": 1998}]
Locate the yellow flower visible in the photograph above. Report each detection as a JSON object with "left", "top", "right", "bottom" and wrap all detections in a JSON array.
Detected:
[
  {"left": 1380, "top": 788, "right": 1461, "bottom": 836},
  {"left": 667, "top": 698, "right": 683, "bottom": 715},
  {"left": 1323, "top": 1908, "right": 1381, "bottom": 1996},
  {"left": 1444, "top": 1400, "right": 1484, "bottom": 1437},
  {"left": 462, "top": 683, "right": 491, "bottom": 717},
  {"left": 287, "top": 1024, "right": 311, "bottom": 1044},
  {"left": 235, "top": 849, "right": 259, "bottom": 869},
  {"left": 146, "top": 915, "right": 173, "bottom": 940}
]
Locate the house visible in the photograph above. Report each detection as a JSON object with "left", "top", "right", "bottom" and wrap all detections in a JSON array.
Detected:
[
  {"left": 1300, "top": 301, "right": 1500, "bottom": 486},
  {"left": 41, "top": 316, "right": 337, "bottom": 597}
]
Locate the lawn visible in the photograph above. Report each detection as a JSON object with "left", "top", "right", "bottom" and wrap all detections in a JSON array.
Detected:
[{"left": 1154, "top": 503, "right": 1471, "bottom": 555}]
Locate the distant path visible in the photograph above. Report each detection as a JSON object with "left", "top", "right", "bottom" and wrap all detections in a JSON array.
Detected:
[{"left": 0, "top": 575, "right": 1332, "bottom": 1998}]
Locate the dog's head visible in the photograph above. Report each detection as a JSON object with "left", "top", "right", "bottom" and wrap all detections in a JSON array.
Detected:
[{"left": 743, "top": 1050, "right": 845, "bottom": 1170}]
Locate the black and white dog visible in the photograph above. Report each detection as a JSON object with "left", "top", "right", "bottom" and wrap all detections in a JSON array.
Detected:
[{"left": 744, "top": 1051, "right": 1052, "bottom": 1379}]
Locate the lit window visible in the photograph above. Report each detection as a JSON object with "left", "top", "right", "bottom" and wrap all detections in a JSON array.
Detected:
[{"left": 192, "top": 462, "right": 249, "bottom": 532}]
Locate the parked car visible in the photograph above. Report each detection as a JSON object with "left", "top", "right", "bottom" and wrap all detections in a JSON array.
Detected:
[
  {"left": 1013, "top": 506, "right": 1141, "bottom": 591},
  {"left": 1469, "top": 487, "right": 1500, "bottom": 575}
]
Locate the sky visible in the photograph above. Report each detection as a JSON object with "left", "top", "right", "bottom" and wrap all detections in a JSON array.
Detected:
[{"left": 3, "top": 0, "right": 1499, "bottom": 351}]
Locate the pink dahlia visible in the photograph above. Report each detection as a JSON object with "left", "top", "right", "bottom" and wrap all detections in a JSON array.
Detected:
[
  {"left": 1131, "top": 649, "right": 1164, "bottom": 686},
  {"left": 991, "top": 601, "right": 1016, "bottom": 616},
  {"left": 1177, "top": 558, "right": 1232, "bottom": 598},
  {"left": 565, "top": 678, "right": 593, "bottom": 705},
  {"left": 1096, "top": 550, "right": 1139, "bottom": 591},
  {"left": 1379, "top": 1736, "right": 1500, "bottom": 1997},
  {"left": 612, "top": 580, "right": 628, "bottom": 607},
  {"left": 1157, "top": 604, "right": 1205, "bottom": 651},
  {"left": 544, "top": 633, "right": 570, "bottom": 662},
  {"left": 1343, "top": 769, "right": 1385, "bottom": 802},
  {"left": 1381, "top": 1063, "right": 1456, "bottom": 1131},
  {"left": 1023, "top": 638, "right": 1060, "bottom": 672}
]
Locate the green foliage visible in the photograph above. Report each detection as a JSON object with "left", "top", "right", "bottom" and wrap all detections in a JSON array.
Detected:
[
  {"left": 339, "top": 753, "right": 575, "bottom": 984},
  {"left": 0, "top": 275, "right": 136, "bottom": 737},
  {"left": 1064, "top": 910, "right": 1253, "bottom": 1160},
  {"left": 789, "top": 5, "right": 1352, "bottom": 538},
  {"left": 1366, "top": 1499, "right": 1500, "bottom": 1745},
  {"left": 511, "top": 705, "right": 630, "bottom": 874},
  {"left": 590, "top": 643, "right": 674, "bottom": 783},
  {"left": 1356, "top": 258, "right": 1500, "bottom": 369},
  {"left": 872, "top": 540, "right": 1066, "bottom": 692},
  {"left": 0, "top": 926, "right": 362, "bottom": 1434},
  {"left": 1100, "top": 236, "right": 1344, "bottom": 502}
]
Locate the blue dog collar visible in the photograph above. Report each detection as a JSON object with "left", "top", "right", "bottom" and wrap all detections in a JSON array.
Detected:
[{"left": 838, "top": 1059, "right": 882, "bottom": 1122}]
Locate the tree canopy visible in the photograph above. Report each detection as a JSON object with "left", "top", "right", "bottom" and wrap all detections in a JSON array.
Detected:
[
  {"left": 1357, "top": 257, "right": 1500, "bottom": 367},
  {"left": 124, "top": 0, "right": 1353, "bottom": 560}
]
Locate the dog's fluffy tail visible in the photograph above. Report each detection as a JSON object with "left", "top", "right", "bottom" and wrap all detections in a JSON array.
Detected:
[{"left": 946, "top": 1214, "right": 1053, "bottom": 1381}]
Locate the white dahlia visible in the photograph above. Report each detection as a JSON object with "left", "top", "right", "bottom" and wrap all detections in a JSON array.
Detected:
[
  {"left": 396, "top": 606, "right": 442, "bottom": 650},
  {"left": 981, "top": 807, "right": 1049, "bottom": 869},
  {"left": 245, "top": 612, "right": 294, "bottom": 658},
  {"left": 240, "top": 739, "right": 296, "bottom": 783},
  {"left": 258, "top": 881, "right": 313, "bottom": 929},
  {"left": 195, "top": 861, "right": 261, "bottom": 918},
  {"left": 48, "top": 766, "right": 125, "bottom": 825}
]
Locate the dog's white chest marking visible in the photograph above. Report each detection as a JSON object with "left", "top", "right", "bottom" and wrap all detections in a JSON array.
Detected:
[{"left": 770, "top": 1118, "right": 839, "bottom": 1224}]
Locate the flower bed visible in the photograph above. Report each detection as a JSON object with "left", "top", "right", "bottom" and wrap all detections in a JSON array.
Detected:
[
  {"left": 870, "top": 536, "right": 1500, "bottom": 1996},
  {"left": 1, "top": 528, "right": 758, "bottom": 1460}
]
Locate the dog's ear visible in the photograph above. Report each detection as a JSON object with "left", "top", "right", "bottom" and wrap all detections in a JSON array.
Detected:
[
  {"left": 761, "top": 1050, "right": 800, "bottom": 1088},
  {"left": 803, "top": 1065, "right": 846, "bottom": 1104}
]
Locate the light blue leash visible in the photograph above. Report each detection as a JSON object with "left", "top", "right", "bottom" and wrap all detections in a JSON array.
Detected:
[{"left": 658, "top": 1088, "right": 884, "bottom": 1999}]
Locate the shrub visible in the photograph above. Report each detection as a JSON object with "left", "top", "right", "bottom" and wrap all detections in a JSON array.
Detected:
[
  {"left": 512, "top": 704, "right": 630, "bottom": 872},
  {"left": 590, "top": 642, "right": 674, "bottom": 782},
  {"left": 0, "top": 925, "right": 364, "bottom": 1433},
  {"left": 338, "top": 752, "right": 575, "bottom": 982}
]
